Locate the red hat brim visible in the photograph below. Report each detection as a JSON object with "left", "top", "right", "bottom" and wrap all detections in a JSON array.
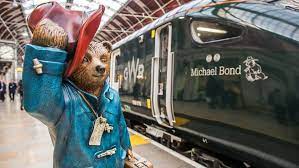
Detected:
[
  {"left": 64, "top": 5, "right": 105, "bottom": 77},
  {"left": 27, "top": 2, "right": 88, "bottom": 54}
]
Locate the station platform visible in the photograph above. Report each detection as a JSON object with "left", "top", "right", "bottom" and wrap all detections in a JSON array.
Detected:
[
  {"left": 0, "top": 96, "right": 204, "bottom": 168},
  {"left": 128, "top": 129, "right": 203, "bottom": 168}
]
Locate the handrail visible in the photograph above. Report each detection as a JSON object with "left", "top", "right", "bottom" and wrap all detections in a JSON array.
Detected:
[
  {"left": 150, "top": 57, "right": 158, "bottom": 118},
  {"left": 165, "top": 24, "right": 175, "bottom": 126},
  {"left": 110, "top": 49, "right": 120, "bottom": 91}
]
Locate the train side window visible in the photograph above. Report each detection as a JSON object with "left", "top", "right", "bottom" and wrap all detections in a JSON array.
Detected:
[{"left": 190, "top": 20, "right": 243, "bottom": 44}]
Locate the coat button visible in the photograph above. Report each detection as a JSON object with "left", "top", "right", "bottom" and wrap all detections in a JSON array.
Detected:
[{"left": 97, "top": 148, "right": 117, "bottom": 158}]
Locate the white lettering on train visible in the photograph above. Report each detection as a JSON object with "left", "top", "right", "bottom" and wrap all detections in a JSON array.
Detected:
[
  {"left": 123, "top": 56, "right": 144, "bottom": 84},
  {"left": 219, "top": 65, "right": 241, "bottom": 76},
  {"left": 191, "top": 65, "right": 241, "bottom": 77}
]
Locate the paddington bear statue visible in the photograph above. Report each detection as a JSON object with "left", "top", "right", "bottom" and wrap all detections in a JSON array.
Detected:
[{"left": 22, "top": 2, "right": 132, "bottom": 168}]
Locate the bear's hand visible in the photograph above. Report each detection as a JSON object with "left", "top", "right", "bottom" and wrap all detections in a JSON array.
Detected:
[{"left": 31, "top": 19, "right": 68, "bottom": 50}]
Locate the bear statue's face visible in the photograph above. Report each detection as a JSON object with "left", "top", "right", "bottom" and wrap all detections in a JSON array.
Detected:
[{"left": 70, "top": 41, "right": 112, "bottom": 96}]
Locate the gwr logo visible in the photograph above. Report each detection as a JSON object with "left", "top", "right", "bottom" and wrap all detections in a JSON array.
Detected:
[{"left": 123, "top": 56, "right": 144, "bottom": 84}]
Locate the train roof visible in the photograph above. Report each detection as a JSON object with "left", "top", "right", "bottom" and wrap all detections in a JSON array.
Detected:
[{"left": 113, "top": 0, "right": 299, "bottom": 49}]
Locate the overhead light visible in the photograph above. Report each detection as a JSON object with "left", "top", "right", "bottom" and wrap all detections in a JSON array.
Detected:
[
  {"left": 24, "top": 9, "right": 33, "bottom": 15},
  {"left": 12, "top": 0, "right": 18, "bottom": 7},
  {"left": 197, "top": 27, "right": 227, "bottom": 34},
  {"left": 16, "top": 67, "right": 23, "bottom": 72},
  {"left": 21, "top": 32, "right": 29, "bottom": 37}
]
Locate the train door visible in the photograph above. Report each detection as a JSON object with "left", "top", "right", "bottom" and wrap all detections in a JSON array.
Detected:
[{"left": 151, "top": 24, "right": 176, "bottom": 127}]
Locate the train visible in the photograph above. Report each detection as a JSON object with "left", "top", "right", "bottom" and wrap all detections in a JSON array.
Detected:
[{"left": 109, "top": 0, "right": 299, "bottom": 168}]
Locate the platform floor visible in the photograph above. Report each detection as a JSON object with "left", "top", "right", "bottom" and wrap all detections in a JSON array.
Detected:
[
  {"left": 0, "top": 96, "right": 203, "bottom": 168},
  {"left": 129, "top": 129, "right": 201, "bottom": 168},
  {"left": 0, "top": 97, "right": 53, "bottom": 168}
]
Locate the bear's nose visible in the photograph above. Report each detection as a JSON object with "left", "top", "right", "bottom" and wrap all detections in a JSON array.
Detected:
[{"left": 96, "top": 65, "right": 106, "bottom": 74}]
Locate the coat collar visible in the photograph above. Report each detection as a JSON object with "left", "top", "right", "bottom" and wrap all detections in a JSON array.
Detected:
[{"left": 65, "top": 79, "right": 113, "bottom": 112}]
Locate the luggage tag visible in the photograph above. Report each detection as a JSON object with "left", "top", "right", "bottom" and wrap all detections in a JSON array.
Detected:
[{"left": 89, "top": 116, "right": 106, "bottom": 146}]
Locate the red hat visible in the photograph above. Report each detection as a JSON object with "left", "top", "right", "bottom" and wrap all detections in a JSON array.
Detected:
[{"left": 27, "top": 2, "right": 105, "bottom": 77}]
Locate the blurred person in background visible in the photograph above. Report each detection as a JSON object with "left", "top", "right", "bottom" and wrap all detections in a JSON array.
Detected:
[
  {"left": 18, "top": 80, "right": 24, "bottom": 110},
  {"left": 0, "top": 80, "right": 6, "bottom": 102},
  {"left": 8, "top": 80, "right": 17, "bottom": 101}
]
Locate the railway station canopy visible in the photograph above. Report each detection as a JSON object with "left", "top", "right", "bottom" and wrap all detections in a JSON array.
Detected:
[{"left": 0, "top": 0, "right": 193, "bottom": 64}]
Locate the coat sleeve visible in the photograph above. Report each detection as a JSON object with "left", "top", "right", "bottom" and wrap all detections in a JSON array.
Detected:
[
  {"left": 118, "top": 101, "right": 132, "bottom": 151},
  {"left": 23, "top": 44, "right": 67, "bottom": 127}
]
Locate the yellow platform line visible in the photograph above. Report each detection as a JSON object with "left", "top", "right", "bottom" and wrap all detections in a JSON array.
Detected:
[
  {"left": 130, "top": 134, "right": 150, "bottom": 147},
  {"left": 174, "top": 117, "right": 190, "bottom": 126}
]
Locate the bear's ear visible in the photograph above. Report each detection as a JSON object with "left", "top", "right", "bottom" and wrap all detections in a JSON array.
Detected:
[{"left": 101, "top": 41, "right": 112, "bottom": 53}]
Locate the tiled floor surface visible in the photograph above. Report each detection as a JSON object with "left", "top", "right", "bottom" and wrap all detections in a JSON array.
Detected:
[{"left": 0, "top": 96, "right": 53, "bottom": 168}]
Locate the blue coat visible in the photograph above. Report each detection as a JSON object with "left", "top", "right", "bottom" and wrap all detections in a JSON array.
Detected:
[{"left": 23, "top": 44, "right": 131, "bottom": 168}]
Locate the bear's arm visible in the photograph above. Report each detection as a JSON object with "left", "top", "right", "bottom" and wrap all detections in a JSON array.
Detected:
[{"left": 23, "top": 44, "right": 67, "bottom": 127}]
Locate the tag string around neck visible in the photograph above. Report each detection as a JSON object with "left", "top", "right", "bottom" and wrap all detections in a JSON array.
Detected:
[{"left": 78, "top": 91, "right": 99, "bottom": 118}]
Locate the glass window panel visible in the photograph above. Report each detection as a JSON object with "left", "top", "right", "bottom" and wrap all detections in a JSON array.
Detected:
[{"left": 191, "top": 20, "right": 243, "bottom": 44}]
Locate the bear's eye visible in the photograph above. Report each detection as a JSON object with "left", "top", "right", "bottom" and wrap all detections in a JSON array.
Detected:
[{"left": 83, "top": 57, "right": 89, "bottom": 63}]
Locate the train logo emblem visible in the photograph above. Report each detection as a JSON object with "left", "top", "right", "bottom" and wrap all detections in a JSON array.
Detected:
[
  {"left": 243, "top": 56, "right": 268, "bottom": 82},
  {"left": 123, "top": 56, "right": 144, "bottom": 83}
]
